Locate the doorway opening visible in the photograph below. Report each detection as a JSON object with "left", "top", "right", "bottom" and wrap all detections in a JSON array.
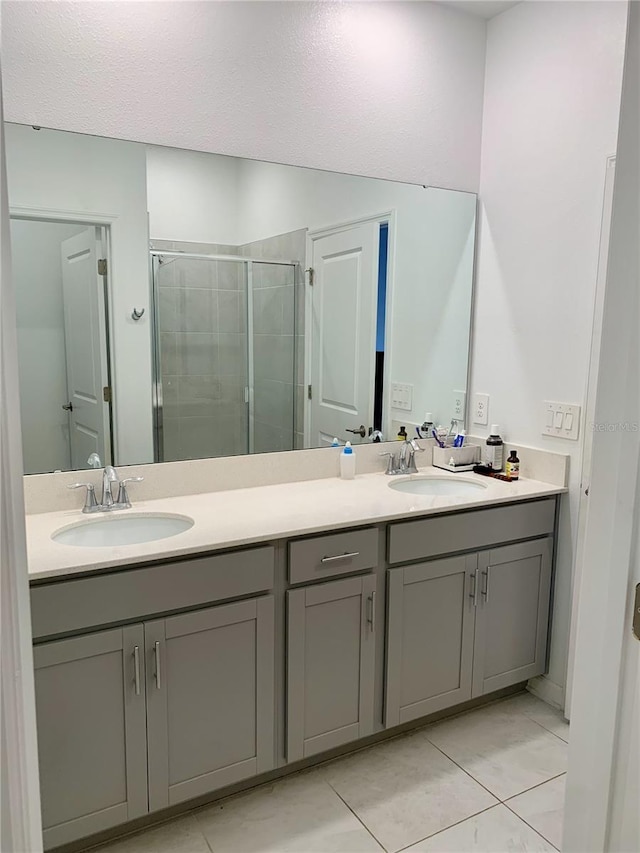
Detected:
[{"left": 10, "top": 216, "right": 113, "bottom": 474}]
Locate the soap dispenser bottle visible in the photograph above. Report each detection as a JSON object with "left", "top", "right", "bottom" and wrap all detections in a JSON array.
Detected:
[{"left": 340, "top": 441, "right": 356, "bottom": 479}]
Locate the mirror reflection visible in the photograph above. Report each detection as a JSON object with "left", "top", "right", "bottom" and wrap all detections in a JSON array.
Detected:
[{"left": 6, "top": 123, "right": 476, "bottom": 474}]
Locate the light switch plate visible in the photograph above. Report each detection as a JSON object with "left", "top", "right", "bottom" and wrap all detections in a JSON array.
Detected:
[
  {"left": 391, "top": 382, "right": 413, "bottom": 411},
  {"left": 542, "top": 401, "right": 581, "bottom": 440},
  {"left": 452, "top": 390, "right": 466, "bottom": 420},
  {"left": 473, "top": 393, "right": 489, "bottom": 425}
]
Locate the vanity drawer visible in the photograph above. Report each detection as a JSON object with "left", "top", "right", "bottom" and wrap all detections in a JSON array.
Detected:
[
  {"left": 388, "top": 499, "right": 556, "bottom": 565},
  {"left": 31, "top": 545, "right": 275, "bottom": 639},
  {"left": 289, "top": 527, "right": 378, "bottom": 585}
]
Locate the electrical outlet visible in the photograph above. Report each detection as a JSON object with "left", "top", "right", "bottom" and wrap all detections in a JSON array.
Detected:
[
  {"left": 452, "top": 390, "right": 466, "bottom": 420},
  {"left": 473, "top": 393, "right": 489, "bottom": 425},
  {"left": 391, "top": 382, "right": 413, "bottom": 411}
]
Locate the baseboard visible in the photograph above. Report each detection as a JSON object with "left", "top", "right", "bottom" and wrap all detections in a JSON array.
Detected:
[{"left": 527, "top": 674, "right": 566, "bottom": 713}]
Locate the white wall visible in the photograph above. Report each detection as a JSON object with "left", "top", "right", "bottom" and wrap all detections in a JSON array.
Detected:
[
  {"left": 5, "top": 125, "right": 153, "bottom": 465},
  {"left": 147, "top": 146, "right": 240, "bottom": 244},
  {"left": 472, "top": 0, "right": 628, "bottom": 700},
  {"left": 1, "top": 1, "right": 487, "bottom": 192},
  {"left": 10, "top": 219, "right": 85, "bottom": 474}
]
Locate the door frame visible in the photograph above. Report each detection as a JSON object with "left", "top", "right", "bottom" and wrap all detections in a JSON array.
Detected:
[
  {"left": 10, "top": 205, "right": 115, "bottom": 466},
  {"left": 304, "top": 210, "right": 397, "bottom": 447}
]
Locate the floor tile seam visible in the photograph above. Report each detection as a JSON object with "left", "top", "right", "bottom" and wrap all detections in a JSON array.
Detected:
[
  {"left": 418, "top": 737, "right": 503, "bottom": 803},
  {"left": 392, "top": 803, "right": 504, "bottom": 853},
  {"left": 501, "top": 798, "right": 561, "bottom": 851},
  {"left": 503, "top": 771, "right": 568, "bottom": 804},
  {"left": 521, "top": 713, "right": 570, "bottom": 744},
  {"left": 325, "top": 781, "right": 389, "bottom": 852}
]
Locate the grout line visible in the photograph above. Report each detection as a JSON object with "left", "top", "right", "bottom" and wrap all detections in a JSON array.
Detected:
[
  {"left": 502, "top": 799, "right": 561, "bottom": 851},
  {"left": 421, "top": 737, "right": 502, "bottom": 803},
  {"left": 503, "top": 771, "right": 567, "bottom": 802},
  {"left": 325, "top": 781, "right": 389, "bottom": 852},
  {"left": 393, "top": 803, "right": 501, "bottom": 853}
]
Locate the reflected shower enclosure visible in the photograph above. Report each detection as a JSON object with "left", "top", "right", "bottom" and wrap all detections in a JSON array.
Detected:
[{"left": 151, "top": 252, "right": 299, "bottom": 462}]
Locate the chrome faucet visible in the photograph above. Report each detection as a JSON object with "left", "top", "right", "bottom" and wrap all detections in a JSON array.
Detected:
[
  {"left": 69, "top": 454, "right": 143, "bottom": 513},
  {"left": 381, "top": 438, "right": 425, "bottom": 475}
]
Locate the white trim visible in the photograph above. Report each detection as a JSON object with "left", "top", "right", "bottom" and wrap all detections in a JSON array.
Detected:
[
  {"left": 527, "top": 675, "right": 565, "bottom": 711},
  {"left": 565, "top": 155, "right": 616, "bottom": 721},
  {"left": 304, "top": 210, "right": 396, "bottom": 447},
  {"left": 0, "top": 80, "right": 44, "bottom": 853}
]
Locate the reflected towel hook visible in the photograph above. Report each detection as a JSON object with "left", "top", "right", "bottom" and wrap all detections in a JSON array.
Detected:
[{"left": 131, "top": 307, "right": 145, "bottom": 321}]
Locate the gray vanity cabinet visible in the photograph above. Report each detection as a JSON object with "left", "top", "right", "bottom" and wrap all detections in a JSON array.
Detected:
[
  {"left": 145, "top": 595, "right": 275, "bottom": 811},
  {"left": 472, "top": 538, "right": 552, "bottom": 697},
  {"left": 384, "top": 555, "right": 477, "bottom": 727},
  {"left": 33, "top": 626, "right": 148, "bottom": 849},
  {"left": 287, "top": 574, "right": 377, "bottom": 762}
]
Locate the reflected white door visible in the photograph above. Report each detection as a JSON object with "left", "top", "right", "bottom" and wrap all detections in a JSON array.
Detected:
[
  {"left": 61, "top": 228, "right": 111, "bottom": 469},
  {"left": 309, "top": 222, "right": 379, "bottom": 446}
]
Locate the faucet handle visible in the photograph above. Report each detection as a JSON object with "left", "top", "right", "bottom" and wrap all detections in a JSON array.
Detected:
[
  {"left": 87, "top": 452, "right": 102, "bottom": 469},
  {"left": 379, "top": 451, "right": 397, "bottom": 475},
  {"left": 68, "top": 482, "right": 99, "bottom": 513},
  {"left": 116, "top": 476, "right": 144, "bottom": 508}
]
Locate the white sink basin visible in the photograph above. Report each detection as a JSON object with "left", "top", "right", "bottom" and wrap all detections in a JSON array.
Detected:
[
  {"left": 52, "top": 513, "right": 194, "bottom": 547},
  {"left": 388, "top": 476, "right": 488, "bottom": 497}
]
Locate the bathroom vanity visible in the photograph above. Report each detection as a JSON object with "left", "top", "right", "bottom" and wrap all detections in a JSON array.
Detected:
[{"left": 27, "top": 469, "right": 563, "bottom": 850}]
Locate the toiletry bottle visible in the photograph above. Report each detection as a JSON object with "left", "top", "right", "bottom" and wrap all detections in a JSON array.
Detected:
[
  {"left": 485, "top": 425, "right": 504, "bottom": 471},
  {"left": 397, "top": 426, "right": 407, "bottom": 441},
  {"left": 421, "top": 413, "right": 434, "bottom": 436},
  {"left": 505, "top": 449, "right": 520, "bottom": 480},
  {"left": 331, "top": 437, "right": 340, "bottom": 447},
  {"left": 340, "top": 441, "right": 356, "bottom": 479}
]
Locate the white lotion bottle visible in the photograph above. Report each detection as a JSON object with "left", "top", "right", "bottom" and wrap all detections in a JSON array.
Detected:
[{"left": 340, "top": 441, "right": 356, "bottom": 479}]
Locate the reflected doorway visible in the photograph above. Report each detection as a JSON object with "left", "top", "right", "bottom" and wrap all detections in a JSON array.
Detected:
[{"left": 10, "top": 217, "right": 113, "bottom": 474}]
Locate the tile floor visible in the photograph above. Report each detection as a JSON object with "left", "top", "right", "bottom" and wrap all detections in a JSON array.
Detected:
[{"left": 88, "top": 692, "right": 569, "bottom": 853}]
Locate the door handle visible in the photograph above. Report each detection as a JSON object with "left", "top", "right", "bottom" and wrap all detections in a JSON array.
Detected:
[
  {"left": 367, "top": 591, "right": 376, "bottom": 632},
  {"left": 482, "top": 567, "right": 490, "bottom": 603},
  {"left": 62, "top": 402, "right": 73, "bottom": 411},
  {"left": 470, "top": 569, "right": 479, "bottom": 607},
  {"left": 133, "top": 645, "right": 141, "bottom": 696},
  {"left": 154, "top": 641, "right": 161, "bottom": 690},
  {"left": 346, "top": 425, "right": 367, "bottom": 438}
]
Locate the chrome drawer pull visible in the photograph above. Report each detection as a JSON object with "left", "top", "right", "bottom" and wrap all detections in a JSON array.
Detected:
[
  {"left": 133, "top": 645, "right": 141, "bottom": 696},
  {"left": 482, "top": 567, "right": 491, "bottom": 603},
  {"left": 470, "top": 569, "right": 479, "bottom": 607},
  {"left": 321, "top": 551, "right": 360, "bottom": 564}
]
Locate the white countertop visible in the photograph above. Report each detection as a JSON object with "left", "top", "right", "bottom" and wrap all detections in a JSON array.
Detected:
[{"left": 26, "top": 469, "right": 566, "bottom": 582}]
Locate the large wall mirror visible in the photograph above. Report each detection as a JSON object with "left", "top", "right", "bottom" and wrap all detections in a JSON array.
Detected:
[{"left": 5, "top": 122, "right": 477, "bottom": 474}]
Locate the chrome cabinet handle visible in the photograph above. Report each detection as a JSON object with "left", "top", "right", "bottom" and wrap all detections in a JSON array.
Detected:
[
  {"left": 133, "top": 645, "right": 141, "bottom": 696},
  {"left": 321, "top": 551, "right": 360, "bottom": 564},
  {"left": 367, "top": 591, "right": 376, "bottom": 632},
  {"left": 482, "top": 567, "right": 490, "bottom": 603},
  {"left": 470, "top": 569, "right": 479, "bottom": 607},
  {"left": 154, "top": 641, "right": 161, "bottom": 690}
]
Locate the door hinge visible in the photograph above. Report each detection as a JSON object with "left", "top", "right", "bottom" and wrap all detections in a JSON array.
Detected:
[
  {"left": 308, "top": 384, "right": 312, "bottom": 400},
  {"left": 103, "top": 386, "right": 112, "bottom": 403},
  {"left": 98, "top": 258, "right": 108, "bottom": 276},
  {"left": 306, "top": 267, "right": 314, "bottom": 286}
]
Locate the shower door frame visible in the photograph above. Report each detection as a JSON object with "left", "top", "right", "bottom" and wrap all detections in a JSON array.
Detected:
[{"left": 150, "top": 250, "right": 299, "bottom": 463}]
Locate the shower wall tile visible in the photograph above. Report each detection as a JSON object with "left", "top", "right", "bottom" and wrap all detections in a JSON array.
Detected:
[
  {"left": 176, "top": 258, "right": 217, "bottom": 290},
  {"left": 160, "top": 332, "right": 178, "bottom": 375},
  {"left": 217, "top": 260, "right": 243, "bottom": 291},
  {"left": 163, "top": 417, "right": 180, "bottom": 461},
  {"left": 218, "top": 290, "right": 242, "bottom": 333},
  {"left": 254, "top": 379, "right": 294, "bottom": 431},
  {"left": 218, "top": 333, "right": 247, "bottom": 377},
  {"left": 178, "top": 375, "right": 222, "bottom": 418},
  {"left": 175, "top": 332, "right": 218, "bottom": 376},
  {"left": 162, "top": 376, "right": 179, "bottom": 421},
  {"left": 253, "top": 287, "right": 285, "bottom": 336},
  {"left": 254, "top": 335, "right": 295, "bottom": 384}
]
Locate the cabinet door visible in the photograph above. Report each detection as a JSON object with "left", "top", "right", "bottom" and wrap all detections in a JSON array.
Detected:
[
  {"left": 34, "top": 626, "right": 148, "bottom": 849},
  {"left": 472, "top": 538, "right": 552, "bottom": 697},
  {"left": 146, "top": 596, "right": 275, "bottom": 811},
  {"left": 385, "top": 555, "right": 477, "bottom": 727},
  {"left": 287, "top": 574, "right": 376, "bottom": 762}
]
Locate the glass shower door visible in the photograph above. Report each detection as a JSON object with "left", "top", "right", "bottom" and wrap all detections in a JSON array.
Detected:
[
  {"left": 152, "top": 254, "right": 249, "bottom": 462},
  {"left": 250, "top": 261, "right": 297, "bottom": 454}
]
